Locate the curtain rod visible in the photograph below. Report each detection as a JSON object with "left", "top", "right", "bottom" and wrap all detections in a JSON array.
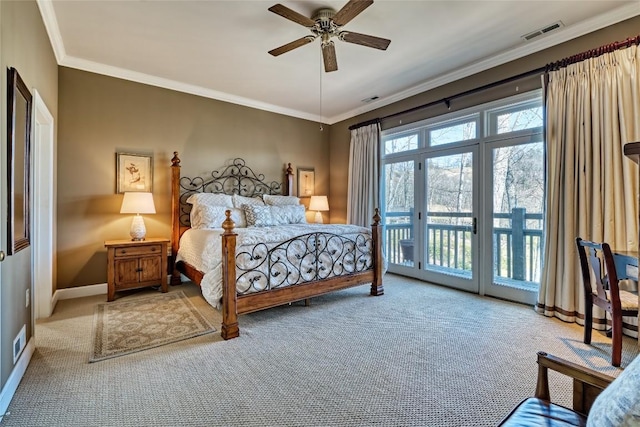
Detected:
[
  {"left": 545, "top": 34, "right": 640, "bottom": 71},
  {"left": 348, "top": 66, "right": 545, "bottom": 131}
]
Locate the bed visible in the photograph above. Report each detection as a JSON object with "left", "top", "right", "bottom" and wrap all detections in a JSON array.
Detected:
[{"left": 170, "top": 152, "right": 384, "bottom": 339}]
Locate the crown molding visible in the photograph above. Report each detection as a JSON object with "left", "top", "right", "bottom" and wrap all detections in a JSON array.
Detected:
[
  {"left": 36, "top": 0, "right": 66, "bottom": 63},
  {"left": 327, "top": 2, "right": 640, "bottom": 124},
  {"left": 37, "top": 1, "right": 639, "bottom": 126},
  {"left": 60, "top": 55, "right": 322, "bottom": 122}
]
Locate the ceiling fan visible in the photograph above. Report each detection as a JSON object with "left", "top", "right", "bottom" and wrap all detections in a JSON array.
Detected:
[{"left": 267, "top": 0, "right": 391, "bottom": 72}]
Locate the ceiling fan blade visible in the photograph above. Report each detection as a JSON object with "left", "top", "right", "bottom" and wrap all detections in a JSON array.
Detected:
[
  {"left": 332, "top": 0, "right": 374, "bottom": 26},
  {"left": 322, "top": 42, "right": 338, "bottom": 72},
  {"left": 269, "top": 36, "right": 316, "bottom": 56},
  {"left": 268, "top": 4, "right": 316, "bottom": 28},
  {"left": 340, "top": 31, "right": 391, "bottom": 50}
]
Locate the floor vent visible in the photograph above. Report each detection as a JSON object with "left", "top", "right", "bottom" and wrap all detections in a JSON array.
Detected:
[
  {"left": 522, "top": 21, "right": 564, "bottom": 41},
  {"left": 13, "top": 325, "right": 26, "bottom": 364}
]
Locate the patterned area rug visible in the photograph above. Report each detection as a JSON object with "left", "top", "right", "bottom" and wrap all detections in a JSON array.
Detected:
[{"left": 90, "top": 291, "right": 215, "bottom": 362}]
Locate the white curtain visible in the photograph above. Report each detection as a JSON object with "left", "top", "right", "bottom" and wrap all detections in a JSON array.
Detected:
[
  {"left": 539, "top": 44, "right": 640, "bottom": 337},
  {"left": 347, "top": 123, "right": 380, "bottom": 226}
]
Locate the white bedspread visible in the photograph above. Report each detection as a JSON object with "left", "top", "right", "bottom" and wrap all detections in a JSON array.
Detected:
[{"left": 177, "top": 224, "right": 376, "bottom": 309}]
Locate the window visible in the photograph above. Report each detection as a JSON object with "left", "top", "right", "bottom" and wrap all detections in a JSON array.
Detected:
[
  {"left": 384, "top": 132, "right": 419, "bottom": 155},
  {"left": 429, "top": 115, "right": 478, "bottom": 146}
]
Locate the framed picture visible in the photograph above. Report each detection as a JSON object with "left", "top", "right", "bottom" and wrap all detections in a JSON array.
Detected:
[
  {"left": 297, "top": 167, "right": 315, "bottom": 197},
  {"left": 7, "top": 67, "right": 33, "bottom": 255},
  {"left": 116, "top": 152, "right": 153, "bottom": 193}
]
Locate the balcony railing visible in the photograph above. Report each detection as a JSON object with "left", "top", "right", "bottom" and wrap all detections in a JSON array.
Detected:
[{"left": 385, "top": 208, "right": 543, "bottom": 283}]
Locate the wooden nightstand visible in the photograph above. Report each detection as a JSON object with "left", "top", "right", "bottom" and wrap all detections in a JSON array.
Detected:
[{"left": 104, "top": 238, "right": 169, "bottom": 301}]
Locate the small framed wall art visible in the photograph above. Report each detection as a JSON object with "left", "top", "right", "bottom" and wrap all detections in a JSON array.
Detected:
[
  {"left": 297, "top": 167, "right": 315, "bottom": 197},
  {"left": 116, "top": 152, "right": 153, "bottom": 193}
]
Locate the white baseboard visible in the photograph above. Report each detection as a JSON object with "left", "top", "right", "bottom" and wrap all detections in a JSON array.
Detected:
[
  {"left": 0, "top": 339, "right": 35, "bottom": 421},
  {"left": 53, "top": 283, "right": 108, "bottom": 305},
  {"left": 52, "top": 275, "right": 172, "bottom": 305}
]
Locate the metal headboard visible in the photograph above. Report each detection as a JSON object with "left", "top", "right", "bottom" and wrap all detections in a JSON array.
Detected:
[{"left": 171, "top": 153, "right": 293, "bottom": 229}]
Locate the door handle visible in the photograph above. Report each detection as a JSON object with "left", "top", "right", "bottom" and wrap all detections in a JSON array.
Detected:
[
  {"left": 0, "top": 251, "right": 5, "bottom": 262},
  {"left": 472, "top": 218, "right": 477, "bottom": 235}
]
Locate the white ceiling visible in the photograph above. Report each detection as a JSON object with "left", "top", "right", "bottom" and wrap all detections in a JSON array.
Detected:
[{"left": 38, "top": 0, "right": 640, "bottom": 124}]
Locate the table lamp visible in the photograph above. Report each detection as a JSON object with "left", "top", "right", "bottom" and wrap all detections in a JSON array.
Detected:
[
  {"left": 120, "top": 192, "right": 156, "bottom": 241},
  {"left": 309, "top": 195, "right": 329, "bottom": 224}
]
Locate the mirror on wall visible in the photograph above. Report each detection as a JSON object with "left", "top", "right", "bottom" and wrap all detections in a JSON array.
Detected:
[{"left": 7, "top": 67, "right": 32, "bottom": 254}]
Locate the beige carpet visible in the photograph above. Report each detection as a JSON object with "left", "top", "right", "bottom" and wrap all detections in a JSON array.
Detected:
[
  {"left": 1, "top": 274, "right": 638, "bottom": 426},
  {"left": 90, "top": 290, "right": 215, "bottom": 362}
]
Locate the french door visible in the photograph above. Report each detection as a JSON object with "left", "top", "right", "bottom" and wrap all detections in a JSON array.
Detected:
[
  {"left": 382, "top": 90, "right": 544, "bottom": 305},
  {"left": 421, "top": 146, "right": 479, "bottom": 293},
  {"left": 383, "top": 145, "right": 479, "bottom": 294},
  {"left": 482, "top": 137, "right": 544, "bottom": 304}
]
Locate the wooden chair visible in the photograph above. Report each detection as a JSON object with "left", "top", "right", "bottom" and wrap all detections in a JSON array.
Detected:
[
  {"left": 575, "top": 237, "right": 639, "bottom": 367},
  {"left": 498, "top": 351, "right": 614, "bottom": 426}
]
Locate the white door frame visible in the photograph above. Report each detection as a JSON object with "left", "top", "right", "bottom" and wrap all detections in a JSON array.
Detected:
[{"left": 32, "top": 89, "right": 54, "bottom": 319}]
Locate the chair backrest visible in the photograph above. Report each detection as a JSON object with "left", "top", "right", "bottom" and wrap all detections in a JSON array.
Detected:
[{"left": 575, "top": 237, "right": 622, "bottom": 309}]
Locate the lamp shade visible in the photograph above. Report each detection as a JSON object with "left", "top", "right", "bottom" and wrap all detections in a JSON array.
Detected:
[
  {"left": 309, "top": 195, "right": 329, "bottom": 212},
  {"left": 120, "top": 192, "right": 156, "bottom": 214}
]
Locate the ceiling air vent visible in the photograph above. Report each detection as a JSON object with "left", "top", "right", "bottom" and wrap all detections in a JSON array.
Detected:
[
  {"left": 522, "top": 21, "right": 564, "bottom": 41},
  {"left": 361, "top": 96, "right": 379, "bottom": 103}
]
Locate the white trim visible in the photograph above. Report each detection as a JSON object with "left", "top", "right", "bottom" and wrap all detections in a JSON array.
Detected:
[
  {"left": 32, "top": 90, "right": 55, "bottom": 319},
  {"left": 61, "top": 56, "right": 322, "bottom": 124},
  {"left": 35, "top": 0, "right": 65, "bottom": 63},
  {"left": 0, "top": 339, "right": 35, "bottom": 421},
  {"left": 53, "top": 274, "right": 172, "bottom": 304},
  {"left": 326, "top": 3, "right": 640, "bottom": 124},
  {"left": 36, "top": 2, "right": 639, "bottom": 125},
  {"left": 53, "top": 283, "right": 107, "bottom": 303}
]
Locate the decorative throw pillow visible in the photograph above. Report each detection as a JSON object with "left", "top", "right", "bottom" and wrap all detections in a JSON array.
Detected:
[
  {"left": 271, "top": 205, "right": 306, "bottom": 225},
  {"left": 242, "top": 204, "right": 276, "bottom": 227},
  {"left": 191, "top": 205, "right": 246, "bottom": 229},
  {"left": 186, "top": 193, "right": 233, "bottom": 207},
  {"left": 233, "top": 194, "right": 265, "bottom": 208},
  {"left": 586, "top": 354, "right": 640, "bottom": 427},
  {"left": 263, "top": 195, "right": 300, "bottom": 206}
]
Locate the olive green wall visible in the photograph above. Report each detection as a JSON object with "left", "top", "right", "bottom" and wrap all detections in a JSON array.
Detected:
[
  {"left": 0, "top": 0, "right": 58, "bottom": 387},
  {"left": 329, "top": 15, "right": 640, "bottom": 224},
  {"left": 57, "top": 68, "right": 329, "bottom": 288}
]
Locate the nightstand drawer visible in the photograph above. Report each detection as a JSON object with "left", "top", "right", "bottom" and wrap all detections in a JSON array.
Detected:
[{"left": 114, "top": 244, "right": 162, "bottom": 258}]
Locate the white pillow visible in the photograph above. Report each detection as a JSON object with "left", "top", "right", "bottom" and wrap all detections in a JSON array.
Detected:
[
  {"left": 586, "top": 352, "right": 640, "bottom": 427},
  {"left": 263, "top": 195, "right": 300, "bottom": 206},
  {"left": 186, "top": 193, "right": 233, "bottom": 207},
  {"left": 272, "top": 205, "right": 306, "bottom": 224},
  {"left": 232, "top": 194, "right": 265, "bottom": 208},
  {"left": 191, "top": 205, "right": 246, "bottom": 229},
  {"left": 242, "top": 205, "right": 307, "bottom": 227}
]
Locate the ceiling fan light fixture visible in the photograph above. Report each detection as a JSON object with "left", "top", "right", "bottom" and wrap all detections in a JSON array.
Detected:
[
  {"left": 313, "top": 8, "right": 336, "bottom": 32},
  {"left": 267, "top": 0, "right": 390, "bottom": 72}
]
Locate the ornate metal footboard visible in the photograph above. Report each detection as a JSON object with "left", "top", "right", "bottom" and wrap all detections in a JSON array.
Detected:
[
  {"left": 220, "top": 210, "right": 383, "bottom": 340},
  {"left": 235, "top": 231, "right": 374, "bottom": 294}
]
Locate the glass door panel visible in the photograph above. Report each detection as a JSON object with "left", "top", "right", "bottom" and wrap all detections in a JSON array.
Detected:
[
  {"left": 383, "top": 160, "right": 416, "bottom": 270},
  {"left": 486, "top": 141, "right": 544, "bottom": 303},
  {"left": 423, "top": 149, "right": 478, "bottom": 292}
]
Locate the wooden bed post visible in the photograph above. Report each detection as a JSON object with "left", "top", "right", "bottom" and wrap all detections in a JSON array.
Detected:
[
  {"left": 370, "top": 208, "right": 384, "bottom": 296},
  {"left": 170, "top": 152, "right": 182, "bottom": 286},
  {"left": 221, "top": 211, "right": 240, "bottom": 340}
]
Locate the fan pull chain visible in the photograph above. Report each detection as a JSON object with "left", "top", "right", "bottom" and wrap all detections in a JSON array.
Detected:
[{"left": 319, "top": 57, "right": 323, "bottom": 131}]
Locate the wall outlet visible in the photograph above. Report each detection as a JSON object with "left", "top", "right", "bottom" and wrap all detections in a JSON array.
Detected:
[
  {"left": 25, "top": 288, "right": 30, "bottom": 308},
  {"left": 13, "top": 325, "right": 26, "bottom": 364}
]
